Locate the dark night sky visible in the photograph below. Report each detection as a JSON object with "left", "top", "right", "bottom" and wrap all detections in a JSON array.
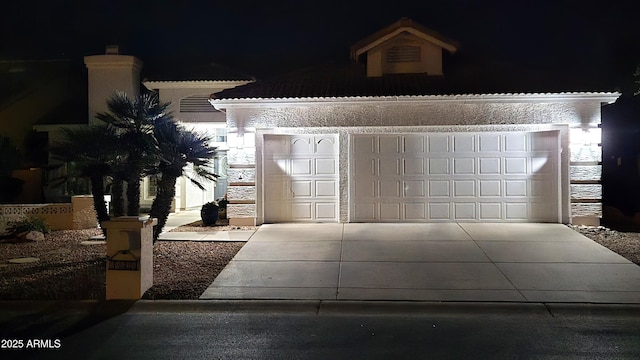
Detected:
[{"left": 1, "top": 0, "right": 639, "bottom": 89}]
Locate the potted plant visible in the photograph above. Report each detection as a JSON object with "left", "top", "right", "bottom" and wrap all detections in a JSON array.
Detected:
[
  {"left": 217, "top": 194, "right": 229, "bottom": 220},
  {"left": 200, "top": 201, "right": 219, "bottom": 226}
]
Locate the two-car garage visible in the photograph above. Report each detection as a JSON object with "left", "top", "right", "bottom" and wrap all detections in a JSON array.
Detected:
[{"left": 262, "top": 130, "right": 561, "bottom": 223}]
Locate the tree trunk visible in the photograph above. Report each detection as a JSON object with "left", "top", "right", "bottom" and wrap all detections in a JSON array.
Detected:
[
  {"left": 149, "top": 175, "right": 177, "bottom": 241},
  {"left": 126, "top": 176, "right": 141, "bottom": 216},
  {"left": 89, "top": 174, "right": 110, "bottom": 236},
  {"left": 111, "top": 178, "right": 125, "bottom": 217}
]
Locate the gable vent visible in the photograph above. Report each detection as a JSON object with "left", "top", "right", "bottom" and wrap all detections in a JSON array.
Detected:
[
  {"left": 179, "top": 95, "right": 217, "bottom": 113},
  {"left": 386, "top": 46, "right": 421, "bottom": 63}
]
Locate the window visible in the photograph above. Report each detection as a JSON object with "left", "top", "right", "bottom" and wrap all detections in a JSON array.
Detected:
[{"left": 147, "top": 175, "right": 159, "bottom": 197}]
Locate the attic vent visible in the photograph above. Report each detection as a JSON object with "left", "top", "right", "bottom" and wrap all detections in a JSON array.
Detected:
[
  {"left": 179, "top": 95, "right": 217, "bottom": 113},
  {"left": 386, "top": 46, "right": 421, "bottom": 63}
]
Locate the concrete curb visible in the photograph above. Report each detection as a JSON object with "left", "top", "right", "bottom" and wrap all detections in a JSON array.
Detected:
[{"left": 127, "top": 299, "right": 640, "bottom": 316}]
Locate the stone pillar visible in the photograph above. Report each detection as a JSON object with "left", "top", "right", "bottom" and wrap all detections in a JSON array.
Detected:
[
  {"left": 102, "top": 217, "right": 156, "bottom": 300},
  {"left": 226, "top": 131, "right": 257, "bottom": 226},
  {"left": 569, "top": 126, "right": 603, "bottom": 226}
]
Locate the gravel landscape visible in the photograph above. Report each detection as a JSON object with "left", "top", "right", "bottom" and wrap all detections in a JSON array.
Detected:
[{"left": 0, "top": 223, "right": 638, "bottom": 301}]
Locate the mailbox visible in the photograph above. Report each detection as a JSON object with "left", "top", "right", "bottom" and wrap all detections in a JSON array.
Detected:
[{"left": 103, "top": 216, "right": 157, "bottom": 300}]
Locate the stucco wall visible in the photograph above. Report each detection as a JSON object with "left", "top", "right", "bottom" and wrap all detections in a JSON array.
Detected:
[{"left": 224, "top": 99, "right": 602, "bottom": 130}]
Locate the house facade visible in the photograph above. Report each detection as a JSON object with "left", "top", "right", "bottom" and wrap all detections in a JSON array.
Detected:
[{"left": 210, "top": 18, "right": 619, "bottom": 226}]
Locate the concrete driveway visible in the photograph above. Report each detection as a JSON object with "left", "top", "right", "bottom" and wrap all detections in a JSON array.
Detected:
[{"left": 200, "top": 223, "right": 640, "bottom": 303}]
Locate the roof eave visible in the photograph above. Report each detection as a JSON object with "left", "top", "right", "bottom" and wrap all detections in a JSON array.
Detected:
[{"left": 210, "top": 92, "right": 622, "bottom": 109}]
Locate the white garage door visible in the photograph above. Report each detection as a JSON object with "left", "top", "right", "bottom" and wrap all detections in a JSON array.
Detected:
[
  {"left": 264, "top": 134, "right": 339, "bottom": 222},
  {"left": 351, "top": 131, "right": 560, "bottom": 222}
]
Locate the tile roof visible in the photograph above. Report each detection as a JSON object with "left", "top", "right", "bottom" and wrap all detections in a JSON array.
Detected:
[
  {"left": 141, "top": 59, "right": 254, "bottom": 82},
  {"left": 211, "top": 57, "right": 618, "bottom": 100}
]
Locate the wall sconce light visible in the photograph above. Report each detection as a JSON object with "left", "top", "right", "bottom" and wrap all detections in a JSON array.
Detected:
[
  {"left": 570, "top": 127, "right": 601, "bottom": 147},
  {"left": 226, "top": 132, "right": 254, "bottom": 149}
]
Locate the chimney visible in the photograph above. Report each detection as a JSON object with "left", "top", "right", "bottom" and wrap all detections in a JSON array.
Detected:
[{"left": 105, "top": 45, "right": 119, "bottom": 55}]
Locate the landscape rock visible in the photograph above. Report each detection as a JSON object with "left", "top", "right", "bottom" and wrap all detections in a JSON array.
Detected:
[{"left": 17, "top": 231, "right": 45, "bottom": 242}]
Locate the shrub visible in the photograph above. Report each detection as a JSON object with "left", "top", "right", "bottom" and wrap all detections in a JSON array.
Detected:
[{"left": 7, "top": 217, "right": 51, "bottom": 235}]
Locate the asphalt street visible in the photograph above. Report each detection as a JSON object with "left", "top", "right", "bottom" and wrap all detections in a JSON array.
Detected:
[{"left": 2, "top": 301, "right": 640, "bottom": 359}]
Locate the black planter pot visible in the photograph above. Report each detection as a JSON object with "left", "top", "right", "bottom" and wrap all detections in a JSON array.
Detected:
[{"left": 201, "top": 204, "right": 219, "bottom": 226}]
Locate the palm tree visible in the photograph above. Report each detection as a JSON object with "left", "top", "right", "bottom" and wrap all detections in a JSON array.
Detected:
[
  {"left": 96, "top": 91, "right": 170, "bottom": 216},
  {"left": 50, "top": 125, "right": 123, "bottom": 234},
  {"left": 149, "top": 121, "right": 218, "bottom": 240}
]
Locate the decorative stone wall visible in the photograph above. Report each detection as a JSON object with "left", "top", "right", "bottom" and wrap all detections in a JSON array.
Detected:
[
  {"left": 0, "top": 203, "right": 73, "bottom": 231},
  {"left": 227, "top": 168, "right": 256, "bottom": 183},
  {"left": 0, "top": 196, "right": 100, "bottom": 232},
  {"left": 227, "top": 204, "right": 256, "bottom": 218},
  {"left": 227, "top": 186, "right": 256, "bottom": 201},
  {"left": 570, "top": 166, "right": 602, "bottom": 182}
]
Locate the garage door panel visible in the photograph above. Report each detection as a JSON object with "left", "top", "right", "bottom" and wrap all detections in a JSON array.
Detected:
[
  {"left": 453, "top": 134, "right": 476, "bottom": 152},
  {"left": 316, "top": 203, "right": 338, "bottom": 219},
  {"left": 453, "top": 180, "right": 476, "bottom": 197},
  {"left": 291, "top": 202, "right": 313, "bottom": 220},
  {"left": 428, "top": 135, "right": 450, "bottom": 152},
  {"left": 405, "top": 203, "right": 427, "bottom": 220},
  {"left": 380, "top": 203, "right": 401, "bottom": 220},
  {"left": 479, "top": 134, "right": 502, "bottom": 152},
  {"left": 479, "top": 180, "right": 501, "bottom": 197},
  {"left": 403, "top": 135, "right": 426, "bottom": 153},
  {"left": 379, "top": 158, "right": 400, "bottom": 175},
  {"left": 505, "top": 180, "right": 527, "bottom": 197},
  {"left": 291, "top": 181, "right": 312, "bottom": 197},
  {"left": 380, "top": 180, "right": 401, "bottom": 197},
  {"left": 264, "top": 159, "right": 287, "bottom": 175},
  {"left": 403, "top": 158, "right": 425, "bottom": 175},
  {"left": 291, "top": 137, "right": 312, "bottom": 154},
  {"left": 505, "top": 134, "right": 527, "bottom": 151},
  {"left": 354, "top": 202, "right": 376, "bottom": 220},
  {"left": 505, "top": 203, "right": 528, "bottom": 220},
  {"left": 316, "top": 137, "right": 338, "bottom": 154},
  {"left": 428, "top": 158, "right": 450, "bottom": 175},
  {"left": 315, "top": 158, "right": 337, "bottom": 175},
  {"left": 429, "top": 203, "right": 451, "bottom": 220},
  {"left": 380, "top": 136, "right": 400, "bottom": 153},
  {"left": 454, "top": 203, "right": 476, "bottom": 220},
  {"left": 479, "top": 203, "right": 502, "bottom": 220},
  {"left": 315, "top": 181, "right": 337, "bottom": 197},
  {"left": 453, "top": 158, "right": 475, "bottom": 174},
  {"left": 429, "top": 180, "right": 451, "bottom": 197},
  {"left": 531, "top": 156, "right": 552, "bottom": 174},
  {"left": 351, "top": 132, "right": 560, "bottom": 222},
  {"left": 403, "top": 180, "right": 425, "bottom": 197},
  {"left": 291, "top": 159, "right": 312, "bottom": 175}
]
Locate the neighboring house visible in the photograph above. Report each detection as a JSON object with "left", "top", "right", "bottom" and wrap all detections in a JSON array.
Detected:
[
  {"left": 83, "top": 47, "right": 253, "bottom": 212},
  {"left": 209, "top": 18, "right": 619, "bottom": 226},
  {"left": 1, "top": 59, "right": 87, "bottom": 202}
]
